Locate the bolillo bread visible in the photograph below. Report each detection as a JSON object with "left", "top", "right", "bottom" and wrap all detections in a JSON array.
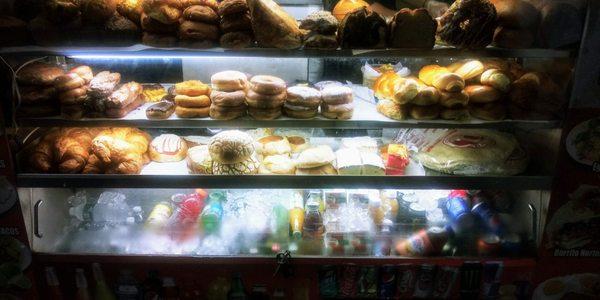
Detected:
[{"left": 247, "top": 0, "right": 303, "bottom": 49}]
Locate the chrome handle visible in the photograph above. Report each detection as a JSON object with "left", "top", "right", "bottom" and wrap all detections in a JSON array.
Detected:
[{"left": 34, "top": 199, "right": 43, "bottom": 238}]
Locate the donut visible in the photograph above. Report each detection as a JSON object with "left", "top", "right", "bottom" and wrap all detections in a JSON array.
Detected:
[
  {"left": 469, "top": 102, "right": 506, "bottom": 121},
  {"left": 320, "top": 102, "right": 354, "bottom": 120},
  {"left": 409, "top": 105, "right": 440, "bottom": 120},
  {"left": 174, "top": 80, "right": 211, "bottom": 96},
  {"left": 54, "top": 73, "right": 85, "bottom": 92},
  {"left": 439, "top": 90, "right": 469, "bottom": 108},
  {"left": 321, "top": 86, "right": 353, "bottom": 105},
  {"left": 218, "top": 0, "right": 248, "bottom": 16},
  {"left": 219, "top": 31, "right": 253, "bottom": 49},
  {"left": 69, "top": 66, "right": 93, "bottom": 84},
  {"left": 286, "top": 86, "right": 321, "bottom": 108},
  {"left": 219, "top": 12, "right": 251, "bottom": 33},
  {"left": 175, "top": 105, "right": 210, "bottom": 118},
  {"left": 440, "top": 107, "right": 470, "bottom": 120},
  {"left": 179, "top": 20, "right": 220, "bottom": 41},
  {"left": 211, "top": 71, "right": 248, "bottom": 92},
  {"left": 245, "top": 89, "right": 286, "bottom": 108},
  {"left": 58, "top": 87, "right": 88, "bottom": 105},
  {"left": 209, "top": 104, "right": 247, "bottom": 120},
  {"left": 283, "top": 103, "right": 318, "bottom": 119},
  {"left": 464, "top": 85, "right": 502, "bottom": 103},
  {"left": 210, "top": 90, "right": 246, "bottom": 107},
  {"left": 183, "top": 5, "right": 219, "bottom": 24},
  {"left": 314, "top": 81, "right": 342, "bottom": 91},
  {"left": 174, "top": 94, "right": 211, "bottom": 108},
  {"left": 249, "top": 75, "right": 286, "bottom": 95},
  {"left": 248, "top": 107, "right": 282, "bottom": 120}
]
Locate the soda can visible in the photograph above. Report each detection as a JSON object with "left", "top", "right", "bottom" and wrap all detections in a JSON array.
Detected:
[
  {"left": 358, "top": 266, "right": 377, "bottom": 298},
  {"left": 413, "top": 264, "right": 436, "bottom": 299},
  {"left": 432, "top": 266, "right": 459, "bottom": 299},
  {"left": 471, "top": 202, "right": 505, "bottom": 235},
  {"left": 477, "top": 234, "right": 501, "bottom": 256},
  {"left": 459, "top": 261, "right": 482, "bottom": 298},
  {"left": 395, "top": 264, "right": 417, "bottom": 299},
  {"left": 318, "top": 265, "right": 338, "bottom": 298},
  {"left": 501, "top": 233, "right": 522, "bottom": 256},
  {"left": 445, "top": 195, "right": 474, "bottom": 233},
  {"left": 338, "top": 264, "right": 359, "bottom": 298},
  {"left": 378, "top": 265, "right": 397, "bottom": 299},
  {"left": 481, "top": 261, "right": 504, "bottom": 298}
]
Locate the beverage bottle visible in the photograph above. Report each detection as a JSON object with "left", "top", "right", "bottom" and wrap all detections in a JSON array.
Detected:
[
  {"left": 373, "top": 219, "right": 393, "bottom": 256},
  {"left": 114, "top": 270, "right": 140, "bottom": 300},
  {"left": 271, "top": 204, "right": 290, "bottom": 241},
  {"left": 141, "top": 270, "right": 162, "bottom": 300},
  {"left": 131, "top": 206, "right": 144, "bottom": 224},
  {"left": 75, "top": 268, "right": 92, "bottom": 300},
  {"left": 227, "top": 273, "right": 247, "bottom": 300},
  {"left": 92, "top": 263, "right": 116, "bottom": 300},
  {"left": 169, "top": 192, "right": 207, "bottom": 241},
  {"left": 199, "top": 193, "right": 224, "bottom": 236},
  {"left": 45, "top": 266, "right": 63, "bottom": 300},
  {"left": 146, "top": 201, "right": 174, "bottom": 231},
  {"left": 162, "top": 277, "right": 180, "bottom": 300},
  {"left": 289, "top": 198, "right": 305, "bottom": 239},
  {"left": 302, "top": 201, "right": 324, "bottom": 254},
  {"left": 368, "top": 197, "right": 385, "bottom": 228}
]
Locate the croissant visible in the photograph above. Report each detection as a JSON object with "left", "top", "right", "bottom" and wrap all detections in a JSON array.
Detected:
[
  {"left": 29, "top": 129, "right": 60, "bottom": 173},
  {"left": 89, "top": 128, "right": 151, "bottom": 174},
  {"left": 82, "top": 154, "right": 105, "bottom": 174},
  {"left": 54, "top": 128, "right": 95, "bottom": 173},
  {"left": 418, "top": 65, "right": 465, "bottom": 92}
]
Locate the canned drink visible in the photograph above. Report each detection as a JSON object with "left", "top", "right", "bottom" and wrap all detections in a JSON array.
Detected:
[
  {"left": 145, "top": 201, "right": 173, "bottom": 230},
  {"left": 395, "top": 227, "right": 449, "bottom": 256},
  {"left": 472, "top": 202, "right": 505, "bottom": 235},
  {"left": 378, "top": 265, "right": 397, "bottom": 299},
  {"left": 445, "top": 192, "right": 474, "bottom": 233},
  {"left": 432, "top": 266, "right": 459, "bottom": 299},
  {"left": 477, "top": 234, "right": 501, "bottom": 256},
  {"left": 413, "top": 264, "right": 436, "bottom": 299},
  {"left": 481, "top": 261, "right": 503, "bottom": 298},
  {"left": 395, "top": 264, "right": 417, "bottom": 299},
  {"left": 501, "top": 233, "right": 522, "bottom": 256},
  {"left": 459, "top": 262, "right": 482, "bottom": 298},
  {"left": 338, "top": 265, "right": 359, "bottom": 297},
  {"left": 358, "top": 266, "right": 377, "bottom": 298},
  {"left": 318, "top": 265, "right": 338, "bottom": 298}
]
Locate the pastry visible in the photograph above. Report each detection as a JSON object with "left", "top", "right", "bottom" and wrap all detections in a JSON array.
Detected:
[
  {"left": 149, "top": 134, "right": 188, "bottom": 162},
  {"left": 211, "top": 71, "right": 248, "bottom": 92},
  {"left": 320, "top": 86, "right": 353, "bottom": 105},
  {"left": 146, "top": 100, "right": 175, "bottom": 119},
  {"left": 437, "top": 0, "right": 497, "bottom": 49},
  {"left": 413, "top": 80, "right": 440, "bottom": 106},
  {"left": 259, "top": 154, "right": 296, "bottom": 175},
  {"left": 69, "top": 66, "right": 94, "bottom": 84},
  {"left": 493, "top": 26, "right": 535, "bottom": 49},
  {"left": 300, "top": 11, "right": 338, "bottom": 35},
  {"left": 388, "top": 8, "right": 436, "bottom": 49},
  {"left": 337, "top": 7, "right": 387, "bottom": 49},
  {"left": 209, "top": 104, "right": 247, "bottom": 120},
  {"left": 81, "top": 0, "right": 118, "bottom": 24},
  {"left": 19, "top": 86, "right": 56, "bottom": 104},
  {"left": 247, "top": 0, "right": 303, "bottom": 49},
  {"left": 286, "top": 86, "right": 321, "bottom": 107},
  {"left": 410, "top": 105, "right": 440, "bottom": 120},
  {"left": 295, "top": 145, "right": 335, "bottom": 169},
  {"left": 86, "top": 128, "right": 151, "bottom": 174},
  {"left": 142, "top": 0, "right": 181, "bottom": 24},
  {"left": 210, "top": 90, "right": 246, "bottom": 107},
  {"left": 58, "top": 87, "right": 88, "bottom": 105},
  {"left": 142, "top": 32, "right": 178, "bottom": 47},
  {"left": 187, "top": 145, "right": 213, "bottom": 174},
  {"left": 179, "top": 20, "right": 220, "bottom": 41},
  {"left": 54, "top": 73, "right": 85, "bottom": 92},
  {"left": 45, "top": 0, "right": 81, "bottom": 23},
  {"left": 249, "top": 75, "right": 286, "bottom": 95},
  {"left": 439, "top": 90, "right": 469, "bottom": 108},
  {"left": 283, "top": 103, "right": 318, "bottom": 119},
  {"left": 335, "top": 148, "right": 362, "bottom": 175},
  {"left": 304, "top": 34, "right": 338, "bottom": 49},
  {"left": 61, "top": 104, "right": 86, "bottom": 120},
  {"left": 89, "top": 71, "right": 121, "bottom": 98},
  {"left": 480, "top": 69, "right": 511, "bottom": 92},
  {"left": 341, "top": 136, "right": 378, "bottom": 153},
  {"left": 182, "top": 0, "right": 218, "bottom": 11},
  {"left": 208, "top": 130, "right": 255, "bottom": 164},
  {"left": 117, "top": 0, "right": 143, "bottom": 24},
  {"left": 320, "top": 102, "right": 354, "bottom": 120},
  {"left": 245, "top": 90, "right": 286, "bottom": 108},
  {"left": 106, "top": 82, "right": 143, "bottom": 109},
  {"left": 360, "top": 151, "right": 385, "bottom": 175},
  {"left": 218, "top": 0, "right": 249, "bottom": 16},
  {"left": 212, "top": 155, "right": 259, "bottom": 175},
  {"left": 287, "top": 135, "right": 309, "bottom": 153},
  {"left": 314, "top": 81, "right": 343, "bottom": 91},
  {"left": 105, "top": 12, "right": 141, "bottom": 38},
  {"left": 175, "top": 106, "right": 211, "bottom": 118},
  {"left": 105, "top": 96, "right": 144, "bottom": 118},
  {"left": 220, "top": 31, "right": 254, "bottom": 48},
  {"left": 142, "top": 83, "right": 167, "bottom": 102},
  {"left": 248, "top": 106, "right": 282, "bottom": 120},
  {"left": 464, "top": 85, "right": 502, "bottom": 103},
  {"left": 174, "top": 94, "right": 212, "bottom": 108},
  {"left": 220, "top": 12, "right": 252, "bottom": 33},
  {"left": 141, "top": 12, "right": 178, "bottom": 33},
  {"left": 295, "top": 164, "right": 337, "bottom": 175},
  {"left": 441, "top": 107, "right": 470, "bottom": 120},
  {"left": 175, "top": 80, "right": 211, "bottom": 96},
  {"left": 376, "top": 99, "right": 409, "bottom": 121},
  {"left": 448, "top": 60, "right": 485, "bottom": 81},
  {"left": 47, "top": 128, "right": 97, "bottom": 173},
  {"left": 418, "top": 65, "right": 465, "bottom": 92},
  {"left": 257, "top": 135, "right": 291, "bottom": 157},
  {"left": 490, "top": 0, "right": 539, "bottom": 29},
  {"left": 17, "top": 62, "right": 64, "bottom": 86},
  {"left": 469, "top": 102, "right": 506, "bottom": 120},
  {"left": 183, "top": 5, "right": 219, "bottom": 24}
]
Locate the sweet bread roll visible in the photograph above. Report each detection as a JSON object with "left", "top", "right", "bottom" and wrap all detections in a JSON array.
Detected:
[
  {"left": 286, "top": 86, "right": 321, "bottom": 107},
  {"left": 418, "top": 65, "right": 465, "bottom": 92},
  {"left": 149, "top": 134, "right": 188, "bottom": 162},
  {"left": 321, "top": 102, "right": 354, "bottom": 120},
  {"left": 146, "top": 101, "right": 175, "bottom": 119},
  {"left": 295, "top": 163, "right": 337, "bottom": 175},
  {"left": 142, "top": 32, "right": 178, "bottom": 47},
  {"left": 283, "top": 103, "right": 318, "bottom": 119},
  {"left": 393, "top": 78, "right": 418, "bottom": 104},
  {"left": 209, "top": 104, "right": 247, "bottom": 120},
  {"left": 187, "top": 145, "right": 213, "bottom": 174},
  {"left": 287, "top": 135, "right": 309, "bottom": 153},
  {"left": 464, "top": 85, "right": 502, "bottom": 103},
  {"left": 218, "top": 0, "right": 248, "bottom": 16},
  {"left": 209, "top": 130, "right": 255, "bottom": 164},
  {"left": 175, "top": 105, "right": 210, "bottom": 118},
  {"left": 175, "top": 80, "right": 211, "bottom": 96},
  {"left": 54, "top": 73, "right": 86, "bottom": 92},
  {"left": 469, "top": 102, "right": 507, "bottom": 121},
  {"left": 175, "top": 94, "right": 211, "bottom": 108},
  {"left": 245, "top": 90, "right": 286, "bottom": 108},
  {"left": 410, "top": 104, "right": 439, "bottom": 120},
  {"left": 259, "top": 154, "right": 296, "bottom": 175},
  {"left": 447, "top": 60, "right": 484, "bottom": 80},
  {"left": 295, "top": 145, "right": 335, "bottom": 169},
  {"left": 321, "top": 86, "right": 353, "bottom": 105},
  {"left": 212, "top": 155, "right": 259, "bottom": 175},
  {"left": 220, "top": 12, "right": 252, "bottom": 33},
  {"left": 182, "top": 0, "right": 218, "bottom": 11},
  {"left": 179, "top": 20, "right": 220, "bottom": 41},
  {"left": 248, "top": 106, "right": 282, "bottom": 120},
  {"left": 440, "top": 107, "right": 470, "bottom": 120},
  {"left": 249, "top": 75, "right": 286, "bottom": 95},
  {"left": 257, "top": 135, "right": 291, "bottom": 156},
  {"left": 480, "top": 69, "right": 511, "bottom": 92},
  {"left": 17, "top": 62, "right": 64, "bottom": 86},
  {"left": 376, "top": 99, "right": 409, "bottom": 121},
  {"left": 59, "top": 87, "right": 88, "bottom": 105},
  {"left": 142, "top": 0, "right": 181, "bottom": 24},
  {"left": 183, "top": 5, "right": 219, "bottom": 24},
  {"left": 69, "top": 66, "right": 94, "bottom": 84},
  {"left": 220, "top": 31, "right": 254, "bottom": 49},
  {"left": 141, "top": 13, "right": 178, "bottom": 33},
  {"left": 19, "top": 86, "right": 56, "bottom": 104},
  {"left": 413, "top": 79, "right": 440, "bottom": 106},
  {"left": 211, "top": 70, "right": 248, "bottom": 92},
  {"left": 439, "top": 90, "right": 469, "bottom": 108},
  {"left": 211, "top": 90, "right": 246, "bottom": 107}
]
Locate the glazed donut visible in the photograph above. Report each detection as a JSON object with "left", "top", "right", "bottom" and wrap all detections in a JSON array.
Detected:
[
  {"left": 249, "top": 75, "right": 286, "bottom": 95},
  {"left": 59, "top": 87, "right": 88, "bottom": 105},
  {"left": 248, "top": 107, "right": 282, "bottom": 120},
  {"left": 410, "top": 105, "right": 440, "bottom": 120},
  {"left": 174, "top": 80, "right": 211, "bottom": 97},
  {"left": 175, "top": 105, "right": 210, "bottom": 118},
  {"left": 183, "top": 5, "right": 219, "bottom": 24},
  {"left": 283, "top": 103, "right": 318, "bottom": 119},
  {"left": 211, "top": 71, "right": 248, "bottom": 92},
  {"left": 469, "top": 102, "right": 507, "bottom": 121},
  {"left": 174, "top": 94, "right": 211, "bottom": 107},
  {"left": 69, "top": 66, "right": 93, "bottom": 84},
  {"left": 464, "top": 85, "right": 503, "bottom": 103},
  {"left": 54, "top": 73, "right": 85, "bottom": 92},
  {"left": 439, "top": 90, "right": 469, "bottom": 108},
  {"left": 440, "top": 107, "right": 470, "bottom": 120},
  {"left": 286, "top": 86, "right": 321, "bottom": 108},
  {"left": 321, "top": 86, "right": 353, "bottom": 105},
  {"left": 210, "top": 90, "right": 246, "bottom": 107},
  {"left": 320, "top": 102, "right": 354, "bottom": 120},
  {"left": 209, "top": 104, "right": 247, "bottom": 120},
  {"left": 245, "top": 89, "right": 286, "bottom": 108},
  {"left": 218, "top": 0, "right": 248, "bottom": 16}
]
